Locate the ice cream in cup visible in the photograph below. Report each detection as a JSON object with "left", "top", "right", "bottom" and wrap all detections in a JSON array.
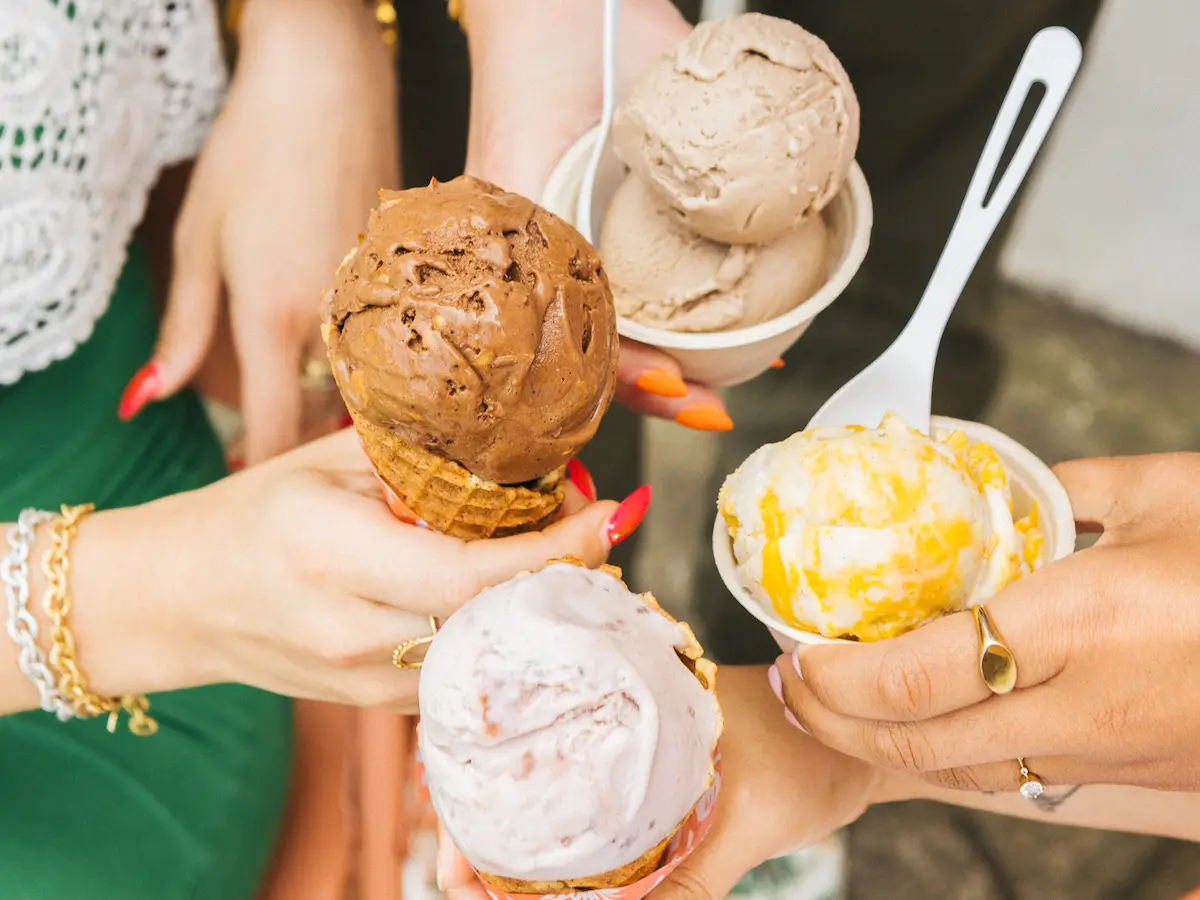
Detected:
[
  {"left": 321, "top": 176, "right": 619, "bottom": 539},
  {"left": 418, "top": 560, "right": 723, "bottom": 899},
  {"left": 541, "top": 13, "right": 872, "bottom": 388},
  {"left": 712, "top": 415, "right": 1077, "bottom": 650}
]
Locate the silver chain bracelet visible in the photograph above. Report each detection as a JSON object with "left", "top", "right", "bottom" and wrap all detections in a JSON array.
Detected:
[{"left": 2, "top": 509, "right": 75, "bottom": 720}]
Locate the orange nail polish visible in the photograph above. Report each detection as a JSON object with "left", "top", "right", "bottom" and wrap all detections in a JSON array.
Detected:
[
  {"left": 566, "top": 458, "right": 597, "bottom": 503},
  {"left": 375, "top": 473, "right": 426, "bottom": 526},
  {"left": 605, "top": 485, "right": 651, "bottom": 547},
  {"left": 675, "top": 404, "right": 734, "bottom": 432},
  {"left": 118, "top": 362, "right": 163, "bottom": 421},
  {"left": 635, "top": 369, "right": 688, "bottom": 399},
  {"left": 770, "top": 358, "right": 786, "bottom": 369}
]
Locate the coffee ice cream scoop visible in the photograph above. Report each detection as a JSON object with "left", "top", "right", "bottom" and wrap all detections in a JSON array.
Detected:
[
  {"left": 322, "top": 176, "right": 617, "bottom": 486},
  {"left": 418, "top": 563, "right": 721, "bottom": 885},
  {"left": 720, "top": 414, "right": 1044, "bottom": 641},
  {"left": 612, "top": 13, "right": 859, "bottom": 245},
  {"left": 601, "top": 175, "right": 828, "bottom": 332}
]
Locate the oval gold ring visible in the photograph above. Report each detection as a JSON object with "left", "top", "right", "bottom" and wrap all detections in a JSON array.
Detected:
[
  {"left": 392, "top": 616, "right": 440, "bottom": 670},
  {"left": 973, "top": 605, "right": 1017, "bottom": 695}
]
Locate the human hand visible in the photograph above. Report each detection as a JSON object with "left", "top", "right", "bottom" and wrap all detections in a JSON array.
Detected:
[
  {"left": 773, "top": 454, "right": 1200, "bottom": 793},
  {"left": 461, "top": 0, "right": 731, "bottom": 432},
  {"left": 67, "top": 431, "right": 637, "bottom": 714},
  {"left": 122, "top": 0, "right": 399, "bottom": 463},
  {"left": 436, "top": 666, "right": 878, "bottom": 899}
]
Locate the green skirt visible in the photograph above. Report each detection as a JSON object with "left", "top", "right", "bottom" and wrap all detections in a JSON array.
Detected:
[{"left": 0, "top": 244, "right": 292, "bottom": 899}]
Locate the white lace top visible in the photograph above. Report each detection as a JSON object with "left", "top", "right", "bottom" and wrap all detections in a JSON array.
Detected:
[{"left": 0, "top": 0, "right": 228, "bottom": 386}]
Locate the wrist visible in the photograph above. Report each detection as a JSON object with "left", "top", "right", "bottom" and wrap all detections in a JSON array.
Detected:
[
  {"left": 868, "top": 768, "right": 928, "bottom": 807},
  {"left": 238, "top": 0, "right": 388, "bottom": 63},
  {"left": 60, "top": 503, "right": 206, "bottom": 698}
]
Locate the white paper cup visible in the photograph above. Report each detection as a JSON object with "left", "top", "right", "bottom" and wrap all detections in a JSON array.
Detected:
[
  {"left": 541, "top": 126, "right": 874, "bottom": 388},
  {"left": 712, "top": 417, "right": 1077, "bottom": 651}
]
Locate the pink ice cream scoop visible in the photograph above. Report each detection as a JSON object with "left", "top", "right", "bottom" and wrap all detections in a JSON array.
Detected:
[{"left": 417, "top": 562, "right": 722, "bottom": 887}]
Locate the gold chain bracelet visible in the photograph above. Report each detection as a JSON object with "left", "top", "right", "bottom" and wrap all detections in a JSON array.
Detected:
[{"left": 41, "top": 505, "right": 158, "bottom": 737}]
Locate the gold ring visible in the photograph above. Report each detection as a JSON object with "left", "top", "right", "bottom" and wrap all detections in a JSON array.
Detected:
[
  {"left": 392, "top": 616, "right": 440, "bottom": 670},
  {"left": 300, "top": 357, "right": 336, "bottom": 392},
  {"left": 973, "top": 605, "right": 1017, "bottom": 695},
  {"left": 1017, "top": 757, "right": 1045, "bottom": 800}
]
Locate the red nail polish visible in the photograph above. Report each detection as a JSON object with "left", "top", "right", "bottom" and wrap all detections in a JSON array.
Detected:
[
  {"left": 605, "top": 485, "right": 651, "bottom": 547},
  {"left": 339, "top": 412, "right": 354, "bottom": 429},
  {"left": 227, "top": 457, "right": 245, "bottom": 472},
  {"left": 118, "top": 362, "right": 163, "bottom": 421},
  {"left": 566, "top": 458, "right": 597, "bottom": 503}
]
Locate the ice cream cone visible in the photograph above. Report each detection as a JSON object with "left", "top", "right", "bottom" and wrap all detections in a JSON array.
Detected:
[
  {"left": 353, "top": 413, "right": 565, "bottom": 541},
  {"left": 452, "top": 560, "right": 720, "bottom": 897},
  {"left": 475, "top": 825, "right": 677, "bottom": 894}
]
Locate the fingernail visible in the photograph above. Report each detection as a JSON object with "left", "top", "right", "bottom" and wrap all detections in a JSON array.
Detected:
[
  {"left": 768, "top": 665, "right": 784, "bottom": 703},
  {"left": 635, "top": 369, "right": 688, "bottom": 399},
  {"left": 674, "top": 403, "right": 733, "bottom": 433},
  {"left": 792, "top": 650, "right": 804, "bottom": 680},
  {"left": 605, "top": 485, "right": 652, "bottom": 547},
  {"left": 339, "top": 412, "right": 354, "bottom": 429},
  {"left": 566, "top": 458, "right": 597, "bottom": 503},
  {"left": 118, "top": 362, "right": 163, "bottom": 421},
  {"left": 770, "top": 358, "right": 786, "bottom": 369},
  {"left": 227, "top": 457, "right": 245, "bottom": 472},
  {"left": 375, "top": 474, "right": 428, "bottom": 527},
  {"left": 784, "top": 708, "right": 808, "bottom": 733}
]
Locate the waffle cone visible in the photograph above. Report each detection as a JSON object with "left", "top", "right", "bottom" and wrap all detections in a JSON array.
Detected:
[
  {"left": 353, "top": 414, "right": 564, "bottom": 541},
  {"left": 473, "top": 559, "right": 722, "bottom": 896},
  {"left": 476, "top": 826, "right": 677, "bottom": 894}
]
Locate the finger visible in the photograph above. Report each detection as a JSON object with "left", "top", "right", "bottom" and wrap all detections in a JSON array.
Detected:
[
  {"left": 459, "top": 498, "right": 621, "bottom": 599},
  {"left": 437, "top": 826, "right": 492, "bottom": 900},
  {"left": 918, "top": 756, "right": 1103, "bottom": 795},
  {"left": 140, "top": 207, "right": 223, "bottom": 405},
  {"left": 238, "top": 323, "right": 305, "bottom": 464},
  {"left": 777, "top": 655, "right": 1088, "bottom": 774},
  {"left": 791, "top": 552, "right": 1105, "bottom": 723},
  {"left": 1052, "top": 457, "right": 1151, "bottom": 532},
  {"left": 615, "top": 340, "right": 732, "bottom": 432},
  {"left": 647, "top": 811, "right": 756, "bottom": 900}
]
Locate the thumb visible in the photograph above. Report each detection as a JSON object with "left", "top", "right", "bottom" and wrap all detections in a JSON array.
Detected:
[
  {"left": 647, "top": 831, "right": 751, "bottom": 900},
  {"left": 461, "top": 483, "right": 652, "bottom": 595}
]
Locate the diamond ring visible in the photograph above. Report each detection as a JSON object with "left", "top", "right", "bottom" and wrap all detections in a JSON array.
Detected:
[{"left": 1017, "top": 757, "right": 1044, "bottom": 800}]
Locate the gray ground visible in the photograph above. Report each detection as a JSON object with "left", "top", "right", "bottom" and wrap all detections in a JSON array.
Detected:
[{"left": 633, "top": 284, "right": 1200, "bottom": 900}]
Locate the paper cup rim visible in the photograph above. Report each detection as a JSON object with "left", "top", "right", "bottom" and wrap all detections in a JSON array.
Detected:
[
  {"left": 541, "top": 125, "right": 874, "bottom": 351},
  {"left": 474, "top": 755, "right": 723, "bottom": 900},
  {"left": 712, "top": 416, "right": 1077, "bottom": 646}
]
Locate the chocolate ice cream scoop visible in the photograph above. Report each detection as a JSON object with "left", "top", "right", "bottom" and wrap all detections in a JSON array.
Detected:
[{"left": 322, "top": 177, "right": 617, "bottom": 486}]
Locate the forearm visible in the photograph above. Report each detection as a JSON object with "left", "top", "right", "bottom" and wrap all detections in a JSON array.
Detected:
[
  {"left": 1, "top": 504, "right": 197, "bottom": 718},
  {"left": 877, "top": 773, "right": 1200, "bottom": 843},
  {"left": 461, "top": 0, "right": 688, "bottom": 195}
]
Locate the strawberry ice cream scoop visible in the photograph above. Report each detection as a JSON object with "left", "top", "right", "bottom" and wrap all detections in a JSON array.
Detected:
[{"left": 417, "top": 563, "right": 721, "bottom": 884}]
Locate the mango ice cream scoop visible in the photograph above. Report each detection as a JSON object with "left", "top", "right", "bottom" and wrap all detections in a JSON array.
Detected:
[{"left": 719, "top": 413, "right": 1044, "bottom": 641}]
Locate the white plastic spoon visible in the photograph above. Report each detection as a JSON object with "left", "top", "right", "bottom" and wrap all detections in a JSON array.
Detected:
[
  {"left": 806, "top": 26, "right": 1083, "bottom": 433},
  {"left": 575, "top": 0, "right": 622, "bottom": 246}
]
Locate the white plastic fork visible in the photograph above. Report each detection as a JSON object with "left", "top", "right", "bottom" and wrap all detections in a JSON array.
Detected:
[
  {"left": 575, "top": 0, "right": 623, "bottom": 246},
  {"left": 806, "top": 26, "right": 1083, "bottom": 433}
]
